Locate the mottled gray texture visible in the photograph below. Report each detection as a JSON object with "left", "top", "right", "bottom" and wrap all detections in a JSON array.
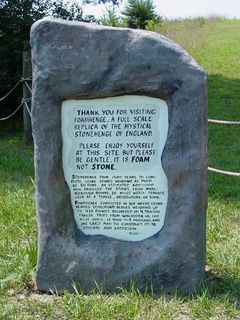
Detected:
[{"left": 31, "top": 17, "right": 207, "bottom": 294}]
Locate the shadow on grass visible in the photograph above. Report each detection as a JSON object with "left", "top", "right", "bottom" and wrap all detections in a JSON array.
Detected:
[
  {"left": 208, "top": 74, "right": 240, "bottom": 201},
  {"left": 204, "top": 268, "right": 240, "bottom": 303},
  {"left": 21, "top": 272, "right": 239, "bottom": 314}
]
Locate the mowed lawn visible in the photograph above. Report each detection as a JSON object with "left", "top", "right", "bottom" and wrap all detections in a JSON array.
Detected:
[{"left": 0, "top": 18, "right": 239, "bottom": 319}]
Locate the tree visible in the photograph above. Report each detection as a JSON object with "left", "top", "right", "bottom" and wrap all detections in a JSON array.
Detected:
[
  {"left": 122, "top": 0, "right": 161, "bottom": 30},
  {"left": 100, "top": 4, "right": 121, "bottom": 26}
]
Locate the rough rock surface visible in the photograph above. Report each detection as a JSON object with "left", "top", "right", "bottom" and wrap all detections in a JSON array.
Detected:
[{"left": 31, "top": 17, "right": 207, "bottom": 293}]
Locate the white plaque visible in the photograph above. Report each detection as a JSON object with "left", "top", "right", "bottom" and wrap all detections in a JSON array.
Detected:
[{"left": 61, "top": 95, "right": 168, "bottom": 241}]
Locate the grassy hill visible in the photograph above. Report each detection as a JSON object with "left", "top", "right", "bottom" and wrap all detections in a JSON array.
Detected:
[{"left": 0, "top": 18, "right": 240, "bottom": 319}]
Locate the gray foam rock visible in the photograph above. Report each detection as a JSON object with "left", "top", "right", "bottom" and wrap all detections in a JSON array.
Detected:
[{"left": 30, "top": 17, "right": 207, "bottom": 294}]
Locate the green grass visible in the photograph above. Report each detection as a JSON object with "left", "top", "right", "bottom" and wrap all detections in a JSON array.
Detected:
[{"left": 0, "top": 18, "right": 240, "bottom": 319}]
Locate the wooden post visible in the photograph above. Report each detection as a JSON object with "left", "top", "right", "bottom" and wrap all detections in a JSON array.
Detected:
[{"left": 23, "top": 51, "right": 33, "bottom": 145}]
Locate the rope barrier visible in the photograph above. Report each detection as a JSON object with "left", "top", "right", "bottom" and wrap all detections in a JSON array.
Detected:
[
  {"left": 0, "top": 80, "right": 22, "bottom": 102},
  {"left": 0, "top": 77, "right": 32, "bottom": 103},
  {"left": 0, "top": 98, "right": 31, "bottom": 121},
  {"left": 21, "top": 76, "right": 32, "bottom": 82},
  {"left": 0, "top": 101, "right": 23, "bottom": 121},
  {"left": 208, "top": 118, "right": 240, "bottom": 176},
  {"left": 22, "top": 80, "right": 32, "bottom": 94},
  {"left": 208, "top": 119, "right": 240, "bottom": 125},
  {"left": 23, "top": 100, "right": 32, "bottom": 117},
  {"left": 208, "top": 167, "right": 240, "bottom": 177},
  {"left": 23, "top": 98, "right": 32, "bottom": 103}
]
